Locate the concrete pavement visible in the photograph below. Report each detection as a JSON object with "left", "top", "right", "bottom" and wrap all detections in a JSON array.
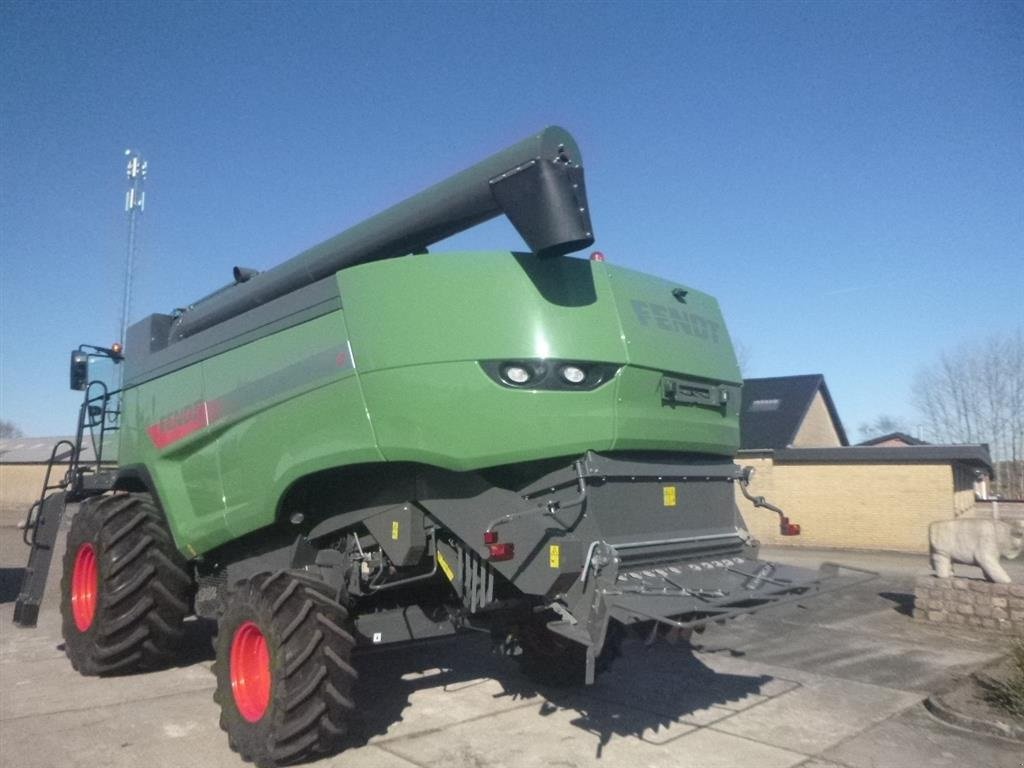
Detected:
[{"left": 1, "top": 525, "right": 1021, "bottom": 768}]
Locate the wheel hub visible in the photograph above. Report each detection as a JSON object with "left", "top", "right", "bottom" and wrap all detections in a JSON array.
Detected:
[
  {"left": 71, "top": 543, "right": 98, "bottom": 632},
  {"left": 230, "top": 621, "right": 271, "bottom": 722}
]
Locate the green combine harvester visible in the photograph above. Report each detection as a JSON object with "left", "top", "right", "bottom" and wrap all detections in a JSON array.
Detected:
[{"left": 14, "top": 126, "right": 862, "bottom": 767}]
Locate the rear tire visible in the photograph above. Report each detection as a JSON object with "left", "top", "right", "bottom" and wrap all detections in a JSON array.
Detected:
[
  {"left": 61, "top": 493, "right": 193, "bottom": 675},
  {"left": 214, "top": 571, "right": 357, "bottom": 767}
]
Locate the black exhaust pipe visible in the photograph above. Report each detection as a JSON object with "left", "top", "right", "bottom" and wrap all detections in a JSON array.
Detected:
[{"left": 171, "top": 126, "right": 594, "bottom": 342}]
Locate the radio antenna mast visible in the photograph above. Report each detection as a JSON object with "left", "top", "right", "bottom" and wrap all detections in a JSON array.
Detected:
[{"left": 120, "top": 149, "right": 147, "bottom": 346}]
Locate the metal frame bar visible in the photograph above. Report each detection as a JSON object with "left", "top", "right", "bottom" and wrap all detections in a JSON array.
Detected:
[
  {"left": 605, "top": 562, "right": 876, "bottom": 630},
  {"left": 485, "top": 460, "right": 588, "bottom": 534},
  {"left": 580, "top": 530, "right": 748, "bottom": 584},
  {"left": 367, "top": 528, "right": 439, "bottom": 592}
]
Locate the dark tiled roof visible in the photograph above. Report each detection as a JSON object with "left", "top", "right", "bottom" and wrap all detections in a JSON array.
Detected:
[
  {"left": 857, "top": 432, "right": 929, "bottom": 446},
  {"left": 764, "top": 445, "right": 993, "bottom": 473},
  {"left": 739, "top": 374, "right": 848, "bottom": 450}
]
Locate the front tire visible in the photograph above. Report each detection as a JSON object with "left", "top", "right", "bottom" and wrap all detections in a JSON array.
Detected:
[
  {"left": 214, "top": 571, "right": 357, "bottom": 767},
  {"left": 60, "top": 493, "right": 193, "bottom": 675}
]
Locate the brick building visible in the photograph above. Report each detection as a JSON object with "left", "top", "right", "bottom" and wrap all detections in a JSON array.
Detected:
[{"left": 735, "top": 375, "right": 992, "bottom": 554}]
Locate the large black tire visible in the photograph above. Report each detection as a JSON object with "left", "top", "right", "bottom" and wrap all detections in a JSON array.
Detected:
[
  {"left": 213, "top": 571, "right": 357, "bottom": 768},
  {"left": 517, "top": 619, "right": 623, "bottom": 687},
  {"left": 61, "top": 493, "right": 193, "bottom": 675}
]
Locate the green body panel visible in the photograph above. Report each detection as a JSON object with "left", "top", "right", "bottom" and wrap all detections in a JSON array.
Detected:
[
  {"left": 602, "top": 264, "right": 738, "bottom": 382},
  {"left": 359, "top": 362, "right": 618, "bottom": 468},
  {"left": 119, "top": 312, "right": 380, "bottom": 555},
  {"left": 340, "top": 252, "right": 624, "bottom": 468},
  {"left": 610, "top": 365, "right": 740, "bottom": 453},
  {"left": 340, "top": 252, "right": 625, "bottom": 371},
  {"left": 119, "top": 364, "right": 225, "bottom": 554},
  {"left": 199, "top": 311, "right": 380, "bottom": 542},
  {"left": 117, "top": 251, "right": 741, "bottom": 556}
]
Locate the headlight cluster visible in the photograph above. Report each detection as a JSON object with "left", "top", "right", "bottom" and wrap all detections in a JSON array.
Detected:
[{"left": 480, "top": 360, "right": 620, "bottom": 391}]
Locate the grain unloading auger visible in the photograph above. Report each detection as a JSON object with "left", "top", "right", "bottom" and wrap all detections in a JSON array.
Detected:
[{"left": 15, "top": 126, "right": 871, "bottom": 767}]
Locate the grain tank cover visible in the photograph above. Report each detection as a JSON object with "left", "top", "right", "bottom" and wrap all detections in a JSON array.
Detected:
[{"left": 170, "top": 126, "right": 594, "bottom": 342}]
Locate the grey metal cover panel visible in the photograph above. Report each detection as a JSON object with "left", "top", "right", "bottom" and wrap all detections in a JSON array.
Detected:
[{"left": 123, "top": 275, "right": 342, "bottom": 388}]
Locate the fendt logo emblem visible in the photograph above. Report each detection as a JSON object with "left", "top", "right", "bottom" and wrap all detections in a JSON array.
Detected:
[{"left": 631, "top": 299, "right": 721, "bottom": 344}]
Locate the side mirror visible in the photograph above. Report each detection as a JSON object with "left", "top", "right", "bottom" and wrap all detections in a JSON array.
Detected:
[{"left": 69, "top": 351, "right": 89, "bottom": 391}]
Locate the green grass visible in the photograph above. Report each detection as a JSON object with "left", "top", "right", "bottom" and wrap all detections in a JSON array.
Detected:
[{"left": 982, "top": 639, "right": 1024, "bottom": 718}]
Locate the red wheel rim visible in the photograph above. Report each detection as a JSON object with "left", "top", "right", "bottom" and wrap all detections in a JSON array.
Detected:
[
  {"left": 71, "top": 543, "right": 98, "bottom": 631},
  {"left": 230, "top": 621, "right": 271, "bottom": 722}
]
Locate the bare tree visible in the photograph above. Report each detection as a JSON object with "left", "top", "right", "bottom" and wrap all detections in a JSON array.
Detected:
[
  {"left": 0, "top": 419, "right": 24, "bottom": 439},
  {"left": 913, "top": 328, "right": 1024, "bottom": 499},
  {"left": 857, "top": 414, "right": 908, "bottom": 441}
]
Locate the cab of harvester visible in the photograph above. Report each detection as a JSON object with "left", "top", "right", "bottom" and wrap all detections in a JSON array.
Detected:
[{"left": 15, "top": 126, "right": 869, "bottom": 768}]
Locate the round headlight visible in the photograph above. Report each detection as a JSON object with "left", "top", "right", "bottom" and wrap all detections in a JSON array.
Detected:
[
  {"left": 560, "top": 365, "right": 586, "bottom": 384},
  {"left": 503, "top": 365, "right": 532, "bottom": 385}
]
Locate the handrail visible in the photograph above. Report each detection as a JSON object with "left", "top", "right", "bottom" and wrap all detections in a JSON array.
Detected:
[{"left": 22, "top": 440, "right": 75, "bottom": 546}]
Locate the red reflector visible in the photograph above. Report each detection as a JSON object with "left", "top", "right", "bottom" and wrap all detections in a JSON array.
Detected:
[
  {"left": 487, "top": 542, "right": 514, "bottom": 561},
  {"left": 590, "top": 251, "right": 605, "bottom": 262},
  {"left": 483, "top": 530, "right": 499, "bottom": 545},
  {"left": 780, "top": 517, "right": 801, "bottom": 536}
]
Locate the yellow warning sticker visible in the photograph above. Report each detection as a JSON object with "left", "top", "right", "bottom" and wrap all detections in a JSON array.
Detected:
[
  {"left": 549, "top": 544, "right": 561, "bottom": 569},
  {"left": 436, "top": 551, "right": 455, "bottom": 581},
  {"left": 391, "top": 520, "right": 400, "bottom": 540},
  {"left": 663, "top": 486, "right": 677, "bottom": 506}
]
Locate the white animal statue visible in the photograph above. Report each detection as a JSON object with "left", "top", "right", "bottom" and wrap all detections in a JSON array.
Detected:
[{"left": 928, "top": 518, "right": 1024, "bottom": 583}]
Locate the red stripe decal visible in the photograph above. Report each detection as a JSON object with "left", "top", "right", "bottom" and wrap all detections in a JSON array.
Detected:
[{"left": 147, "top": 400, "right": 222, "bottom": 449}]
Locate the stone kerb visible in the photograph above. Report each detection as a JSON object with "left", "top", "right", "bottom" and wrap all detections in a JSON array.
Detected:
[{"left": 914, "top": 575, "right": 1024, "bottom": 636}]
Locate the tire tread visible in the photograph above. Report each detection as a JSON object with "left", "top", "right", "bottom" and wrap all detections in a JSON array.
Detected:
[
  {"left": 61, "top": 493, "right": 193, "bottom": 676},
  {"left": 214, "top": 572, "right": 357, "bottom": 767}
]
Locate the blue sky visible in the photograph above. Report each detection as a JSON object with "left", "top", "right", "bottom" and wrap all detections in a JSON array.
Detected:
[{"left": 1, "top": 0, "right": 1021, "bottom": 438}]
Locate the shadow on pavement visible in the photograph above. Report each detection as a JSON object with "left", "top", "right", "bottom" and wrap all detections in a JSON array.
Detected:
[
  {"left": 0, "top": 567, "right": 25, "bottom": 603},
  {"left": 177, "top": 617, "right": 218, "bottom": 666},
  {"left": 879, "top": 591, "right": 915, "bottom": 617},
  {"left": 348, "top": 633, "right": 772, "bottom": 757}
]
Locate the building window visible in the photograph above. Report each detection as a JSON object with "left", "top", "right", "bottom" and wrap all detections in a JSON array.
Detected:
[{"left": 749, "top": 398, "right": 781, "bottom": 412}]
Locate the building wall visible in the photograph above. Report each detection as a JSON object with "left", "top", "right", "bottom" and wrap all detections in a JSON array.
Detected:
[
  {"left": 952, "top": 464, "right": 978, "bottom": 516},
  {"left": 0, "top": 464, "right": 48, "bottom": 517},
  {"left": 735, "top": 457, "right": 958, "bottom": 553},
  {"left": 790, "top": 391, "right": 843, "bottom": 448}
]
